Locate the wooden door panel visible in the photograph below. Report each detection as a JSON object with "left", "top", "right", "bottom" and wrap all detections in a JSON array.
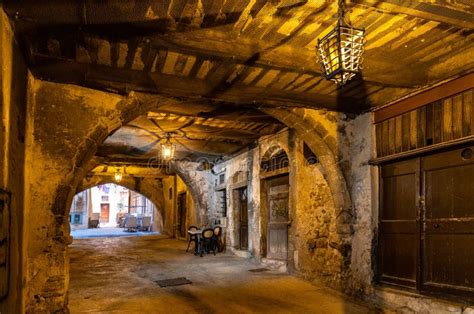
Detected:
[
  {"left": 424, "top": 234, "right": 474, "bottom": 291},
  {"left": 379, "top": 158, "right": 419, "bottom": 288},
  {"left": 380, "top": 233, "right": 417, "bottom": 285},
  {"left": 425, "top": 163, "right": 474, "bottom": 219},
  {"left": 100, "top": 204, "right": 110, "bottom": 223},
  {"left": 422, "top": 146, "right": 474, "bottom": 297},
  {"left": 382, "top": 174, "right": 417, "bottom": 220},
  {"left": 178, "top": 193, "right": 187, "bottom": 238},
  {"left": 268, "top": 224, "right": 288, "bottom": 260},
  {"left": 266, "top": 175, "right": 289, "bottom": 260},
  {"left": 239, "top": 187, "right": 248, "bottom": 250},
  {"left": 240, "top": 226, "right": 248, "bottom": 250}
]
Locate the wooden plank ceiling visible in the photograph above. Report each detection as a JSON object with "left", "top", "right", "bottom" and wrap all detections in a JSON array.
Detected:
[
  {"left": 97, "top": 102, "right": 283, "bottom": 160},
  {"left": 6, "top": 0, "right": 473, "bottom": 112},
  {"left": 4, "top": 0, "right": 473, "bottom": 161}
]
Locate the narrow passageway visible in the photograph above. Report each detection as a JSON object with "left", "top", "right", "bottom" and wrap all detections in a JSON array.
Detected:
[{"left": 69, "top": 236, "right": 375, "bottom": 313}]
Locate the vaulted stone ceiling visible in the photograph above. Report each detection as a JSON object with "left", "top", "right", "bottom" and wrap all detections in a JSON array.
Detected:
[{"left": 4, "top": 0, "right": 473, "bottom": 160}]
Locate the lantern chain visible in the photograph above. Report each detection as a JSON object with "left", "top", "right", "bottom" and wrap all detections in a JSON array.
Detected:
[{"left": 338, "top": 0, "right": 345, "bottom": 26}]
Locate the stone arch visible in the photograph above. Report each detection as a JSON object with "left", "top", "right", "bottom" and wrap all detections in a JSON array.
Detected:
[
  {"left": 260, "top": 145, "right": 290, "bottom": 172},
  {"left": 259, "top": 107, "right": 353, "bottom": 283},
  {"left": 33, "top": 83, "right": 352, "bottom": 312},
  {"left": 76, "top": 177, "right": 164, "bottom": 232},
  {"left": 170, "top": 163, "right": 209, "bottom": 226},
  {"left": 260, "top": 107, "right": 352, "bottom": 236},
  {"left": 59, "top": 94, "right": 351, "bottom": 240}
]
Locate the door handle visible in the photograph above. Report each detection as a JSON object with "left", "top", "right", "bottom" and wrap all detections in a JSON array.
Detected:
[{"left": 433, "top": 223, "right": 441, "bottom": 229}]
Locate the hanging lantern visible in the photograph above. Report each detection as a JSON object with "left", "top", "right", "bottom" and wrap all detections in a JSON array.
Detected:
[
  {"left": 114, "top": 168, "right": 123, "bottom": 183},
  {"left": 160, "top": 135, "right": 175, "bottom": 161},
  {"left": 317, "top": 0, "right": 365, "bottom": 86}
]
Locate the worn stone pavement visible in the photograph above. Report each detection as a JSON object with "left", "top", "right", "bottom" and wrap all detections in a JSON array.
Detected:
[{"left": 69, "top": 235, "right": 378, "bottom": 313}]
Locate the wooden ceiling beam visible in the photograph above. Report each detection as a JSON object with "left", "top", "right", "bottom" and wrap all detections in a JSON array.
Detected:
[
  {"left": 149, "top": 33, "right": 428, "bottom": 87},
  {"left": 31, "top": 54, "right": 357, "bottom": 111},
  {"left": 350, "top": 0, "right": 474, "bottom": 29}
]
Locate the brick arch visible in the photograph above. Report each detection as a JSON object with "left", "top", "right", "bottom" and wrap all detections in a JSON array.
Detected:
[{"left": 260, "top": 107, "right": 353, "bottom": 237}]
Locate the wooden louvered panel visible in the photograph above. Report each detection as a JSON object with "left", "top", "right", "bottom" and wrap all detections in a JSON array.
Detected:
[{"left": 375, "top": 89, "right": 474, "bottom": 158}]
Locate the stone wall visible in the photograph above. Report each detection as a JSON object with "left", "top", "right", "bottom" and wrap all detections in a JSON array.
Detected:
[
  {"left": 208, "top": 126, "right": 346, "bottom": 288},
  {"left": 205, "top": 110, "right": 377, "bottom": 295},
  {"left": 23, "top": 81, "right": 126, "bottom": 312},
  {"left": 0, "top": 9, "right": 28, "bottom": 313}
]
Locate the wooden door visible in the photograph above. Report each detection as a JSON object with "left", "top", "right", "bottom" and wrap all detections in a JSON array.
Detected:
[
  {"left": 266, "top": 175, "right": 289, "bottom": 260},
  {"left": 100, "top": 204, "right": 110, "bottom": 223},
  {"left": 378, "top": 145, "right": 474, "bottom": 301},
  {"left": 379, "top": 159, "right": 419, "bottom": 288},
  {"left": 422, "top": 146, "right": 474, "bottom": 298},
  {"left": 177, "top": 193, "right": 187, "bottom": 238},
  {"left": 238, "top": 187, "right": 248, "bottom": 250}
]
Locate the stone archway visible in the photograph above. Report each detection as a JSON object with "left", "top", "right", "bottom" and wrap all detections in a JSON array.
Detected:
[
  {"left": 25, "top": 81, "right": 352, "bottom": 312},
  {"left": 261, "top": 107, "right": 353, "bottom": 236},
  {"left": 76, "top": 177, "right": 165, "bottom": 232}
]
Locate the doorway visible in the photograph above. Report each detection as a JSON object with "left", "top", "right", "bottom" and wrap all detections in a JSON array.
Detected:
[
  {"left": 378, "top": 145, "right": 474, "bottom": 301},
  {"left": 100, "top": 204, "right": 110, "bottom": 223},
  {"left": 265, "top": 175, "right": 289, "bottom": 260},
  {"left": 177, "top": 192, "right": 187, "bottom": 238},
  {"left": 237, "top": 187, "right": 248, "bottom": 250}
]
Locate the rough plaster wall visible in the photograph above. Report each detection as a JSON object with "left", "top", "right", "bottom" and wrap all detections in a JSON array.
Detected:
[
  {"left": 0, "top": 10, "right": 28, "bottom": 313},
  {"left": 24, "top": 81, "right": 124, "bottom": 312},
  {"left": 343, "top": 113, "right": 376, "bottom": 296}
]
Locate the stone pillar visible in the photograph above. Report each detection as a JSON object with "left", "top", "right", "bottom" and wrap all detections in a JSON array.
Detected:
[{"left": 23, "top": 81, "right": 124, "bottom": 312}]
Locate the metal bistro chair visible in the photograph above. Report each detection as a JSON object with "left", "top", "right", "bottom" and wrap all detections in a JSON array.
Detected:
[
  {"left": 212, "top": 226, "right": 223, "bottom": 253},
  {"left": 124, "top": 215, "right": 138, "bottom": 232},
  {"left": 200, "top": 228, "right": 216, "bottom": 257},
  {"left": 186, "top": 225, "right": 199, "bottom": 253},
  {"left": 139, "top": 216, "right": 152, "bottom": 232}
]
